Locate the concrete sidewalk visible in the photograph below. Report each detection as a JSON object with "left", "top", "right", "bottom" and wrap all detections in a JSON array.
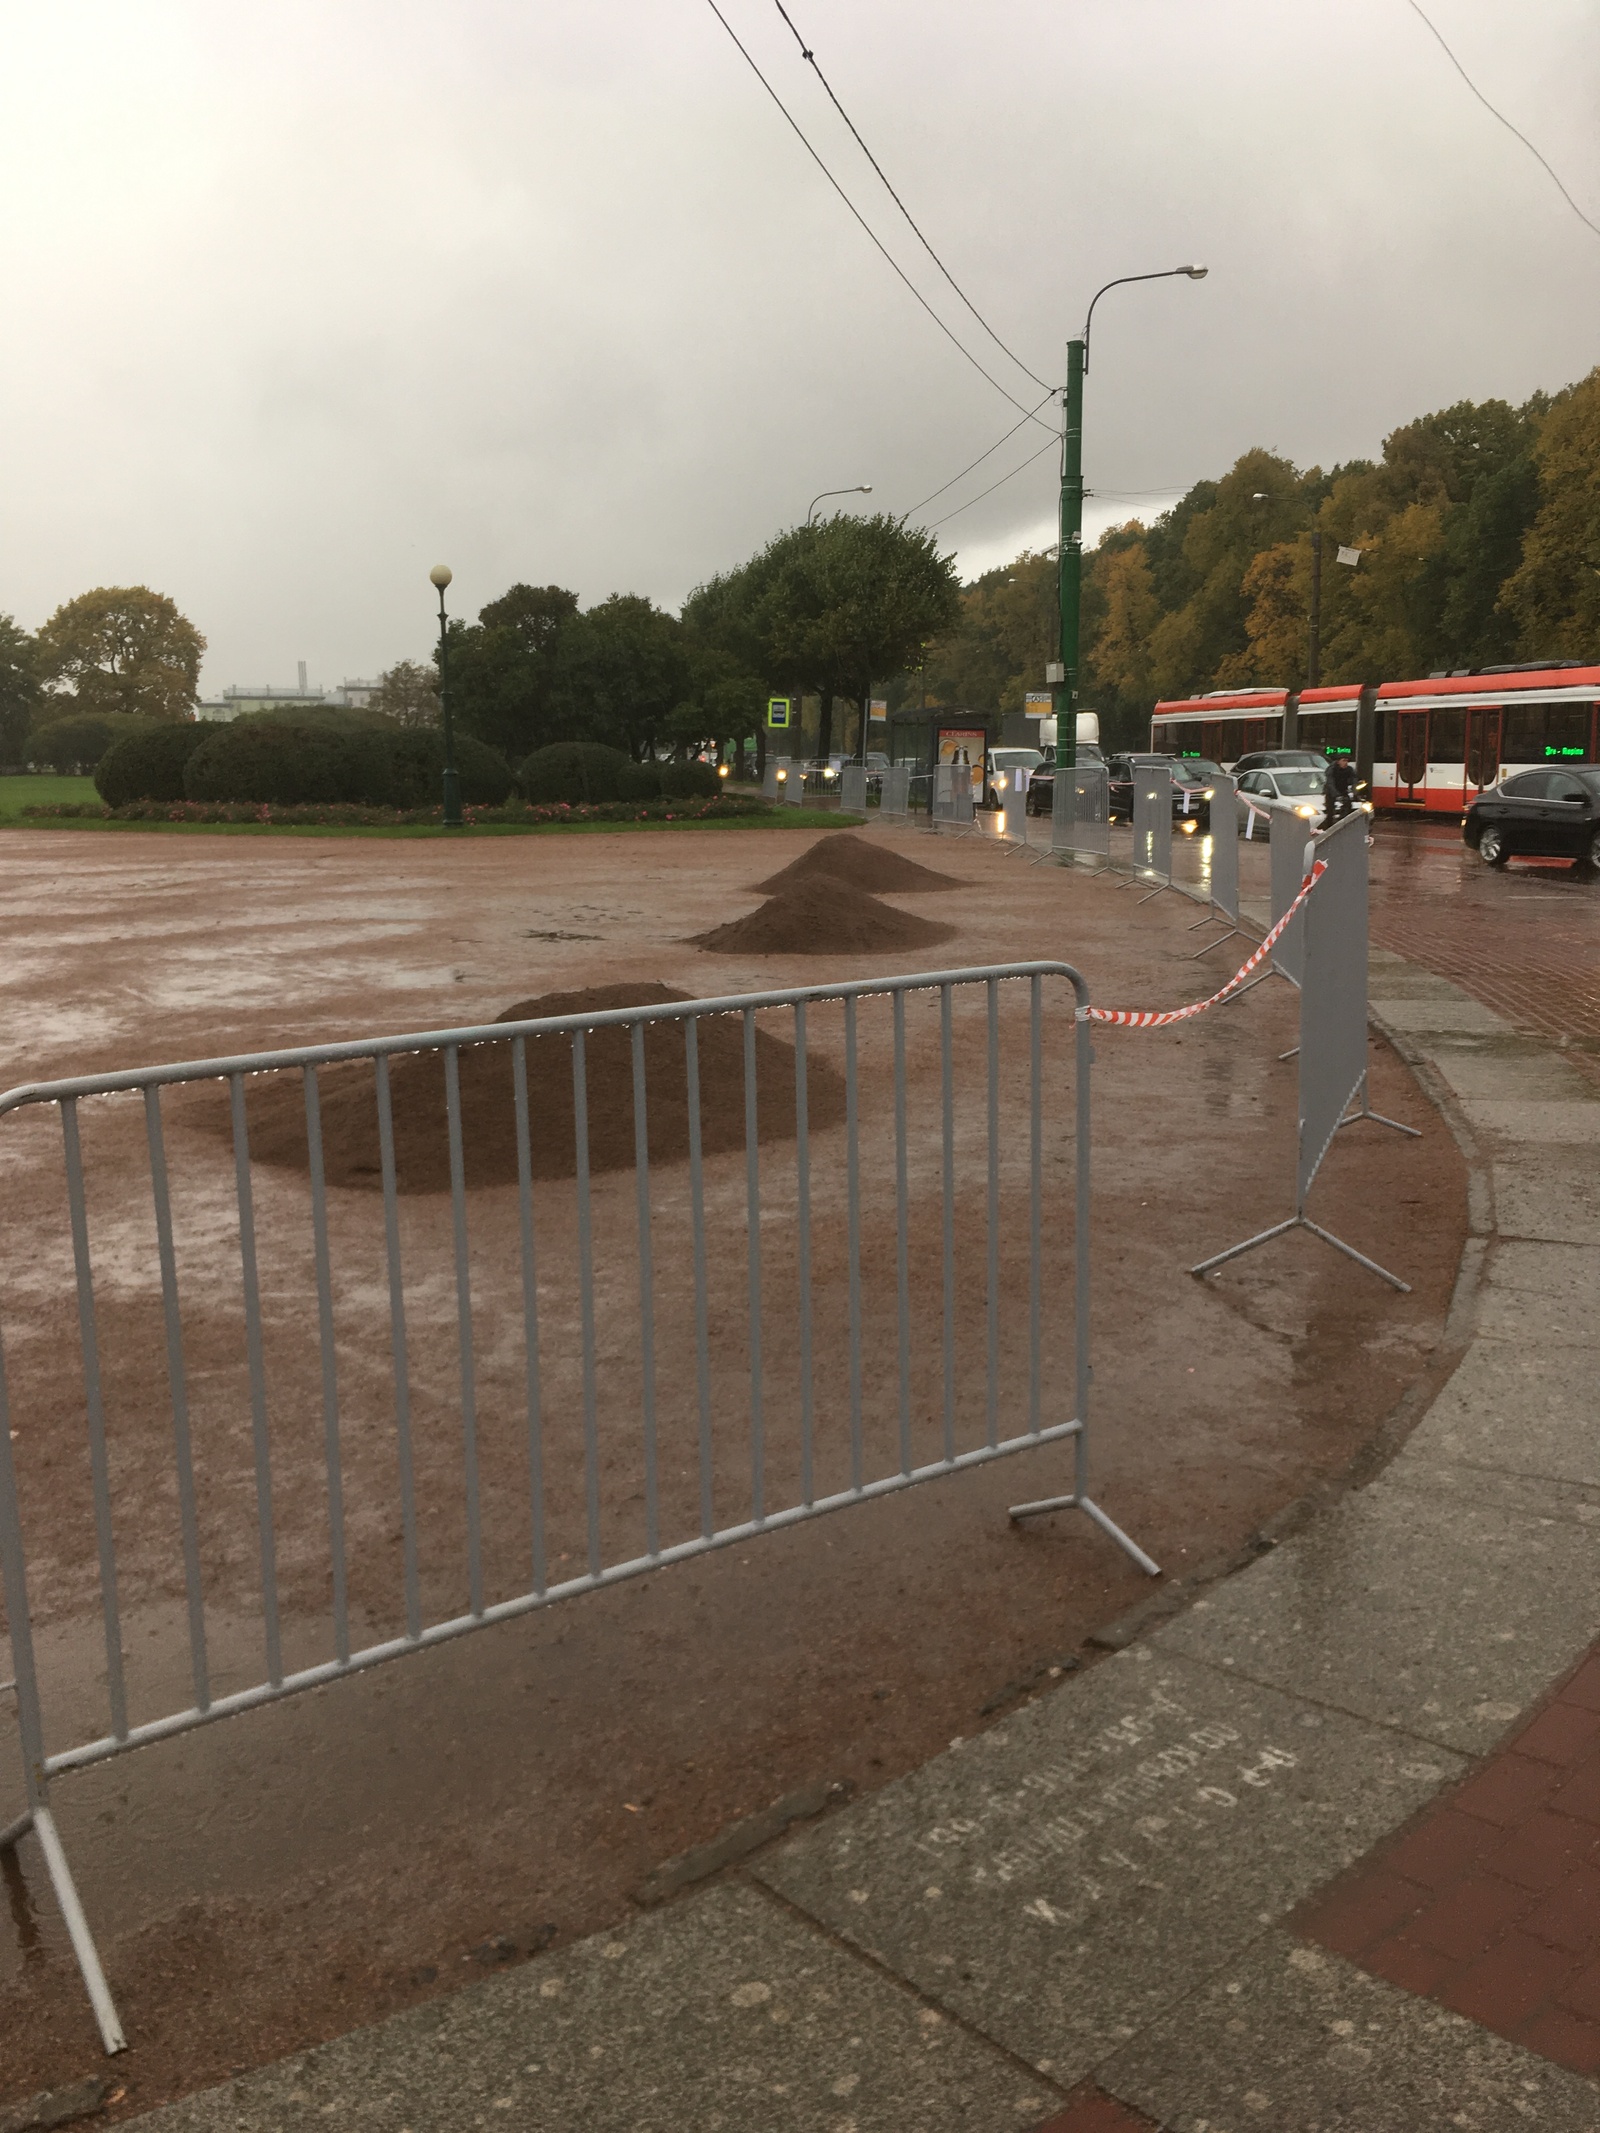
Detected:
[{"left": 123, "top": 941, "right": 1600, "bottom": 2132}]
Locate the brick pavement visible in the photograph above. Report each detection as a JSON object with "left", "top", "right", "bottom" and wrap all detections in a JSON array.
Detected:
[
  {"left": 1368, "top": 820, "right": 1600, "bottom": 1057},
  {"left": 1296, "top": 1646, "right": 1600, "bottom": 2076}
]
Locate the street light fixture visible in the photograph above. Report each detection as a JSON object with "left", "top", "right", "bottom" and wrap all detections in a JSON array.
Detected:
[
  {"left": 430, "top": 564, "right": 461, "bottom": 828},
  {"left": 807, "top": 484, "right": 873, "bottom": 525},
  {"left": 1057, "top": 267, "right": 1208, "bottom": 776}
]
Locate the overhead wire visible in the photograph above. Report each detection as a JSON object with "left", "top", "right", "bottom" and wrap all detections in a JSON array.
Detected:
[
  {"left": 925, "top": 432, "right": 1062, "bottom": 530},
  {"left": 1404, "top": 0, "right": 1600, "bottom": 242},
  {"left": 902, "top": 389, "right": 1062, "bottom": 520},
  {"left": 701, "top": 0, "right": 1056, "bottom": 425},
  {"left": 768, "top": 0, "right": 1052, "bottom": 392}
]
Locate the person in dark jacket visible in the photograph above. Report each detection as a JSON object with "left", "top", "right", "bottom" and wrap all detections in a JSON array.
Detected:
[{"left": 1320, "top": 756, "right": 1357, "bottom": 830}]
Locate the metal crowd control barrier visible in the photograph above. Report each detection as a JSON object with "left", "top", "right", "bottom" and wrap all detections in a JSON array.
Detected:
[
  {"left": 1129, "top": 763, "right": 1172, "bottom": 897},
  {"left": 1000, "top": 771, "right": 1028, "bottom": 846},
  {"left": 1269, "top": 809, "right": 1309, "bottom": 985},
  {"left": 762, "top": 757, "right": 781, "bottom": 800},
  {"left": 1192, "top": 812, "right": 1419, "bottom": 1289},
  {"left": 0, "top": 965, "right": 1153, "bottom": 2053},
  {"left": 1188, "top": 773, "right": 1243, "bottom": 957},
  {"left": 879, "top": 764, "right": 911, "bottom": 818},
  {"left": 1050, "top": 762, "right": 1111, "bottom": 868},
  {"left": 784, "top": 762, "right": 806, "bottom": 806},
  {"left": 931, "top": 766, "right": 976, "bottom": 828},
  {"left": 839, "top": 765, "right": 867, "bottom": 813}
]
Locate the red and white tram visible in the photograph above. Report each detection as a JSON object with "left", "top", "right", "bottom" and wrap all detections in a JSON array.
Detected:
[{"left": 1149, "top": 664, "right": 1600, "bottom": 815}]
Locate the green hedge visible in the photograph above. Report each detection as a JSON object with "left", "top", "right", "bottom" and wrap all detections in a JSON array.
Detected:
[
  {"left": 95, "top": 722, "right": 210, "bottom": 807},
  {"left": 183, "top": 710, "right": 513, "bottom": 808},
  {"left": 517, "top": 744, "right": 721, "bottom": 805},
  {"left": 28, "top": 714, "right": 144, "bottom": 772}
]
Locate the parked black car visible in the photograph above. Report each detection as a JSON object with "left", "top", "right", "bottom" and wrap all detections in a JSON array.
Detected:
[
  {"left": 1024, "top": 744, "right": 1105, "bottom": 816},
  {"left": 1107, "top": 754, "right": 1212, "bottom": 826},
  {"left": 1464, "top": 767, "right": 1600, "bottom": 869}
]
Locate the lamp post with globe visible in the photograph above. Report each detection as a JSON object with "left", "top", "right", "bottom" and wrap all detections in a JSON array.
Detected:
[{"left": 430, "top": 564, "right": 461, "bottom": 828}]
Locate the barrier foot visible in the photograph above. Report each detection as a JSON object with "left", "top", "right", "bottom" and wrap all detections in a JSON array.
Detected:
[
  {"left": 1216, "top": 969, "right": 1273, "bottom": 1009},
  {"left": 1136, "top": 877, "right": 1172, "bottom": 905},
  {"left": 1338, "top": 1083, "right": 1422, "bottom": 1139},
  {"left": 1187, "top": 908, "right": 1228, "bottom": 932},
  {"left": 1190, "top": 1215, "right": 1299, "bottom": 1277},
  {"left": 1189, "top": 924, "right": 1242, "bottom": 960},
  {"left": 1008, "top": 1492, "right": 1161, "bottom": 1577},
  {"left": 0, "top": 1806, "right": 35, "bottom": 1852},
  {"left": 1192, "top": 1213, "right": 1410, "bottom": 1293},
  {"left": 33, "top": 1805, "right": 126, "bottom": 2053},
  {"left": 1300, "top": 1216, "right": 1411, "bottom": 1291},
  {"left": 1279, "top": 1043, "right": 1300, "bottom": 1061}
]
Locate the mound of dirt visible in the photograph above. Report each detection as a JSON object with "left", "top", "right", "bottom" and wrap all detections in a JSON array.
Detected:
[
  {"left": 753, "top": 831, "right": 961, "bottom": 896},
  {"left": 694, "top": 874, "right": 958, "bottom": 957},
  {"left": 186, "top": 982, "right": 846, "bottom": 1194}
]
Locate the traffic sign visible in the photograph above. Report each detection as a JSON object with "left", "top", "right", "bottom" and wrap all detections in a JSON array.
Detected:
[{"left": 767, "top": 697, "right": 792, "bottom": 729}]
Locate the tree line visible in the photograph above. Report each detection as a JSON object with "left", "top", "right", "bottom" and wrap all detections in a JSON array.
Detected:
[{"left": 921, "top": 365, "right": 1600, "bottom": 750}]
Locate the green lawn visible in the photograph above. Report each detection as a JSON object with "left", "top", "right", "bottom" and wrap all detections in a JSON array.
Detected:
[
  {"left": 0, "top": 774, "right": 99, "bottom": 817},
  {"left": 0, "top": 781, "right": 863, "bottom": 838}
]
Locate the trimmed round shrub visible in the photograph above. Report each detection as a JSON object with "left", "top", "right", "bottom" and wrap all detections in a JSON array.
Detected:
[
  {"left": 184, "top": 712, "right": 394, "bottom": 806},
  {"left": 96, "top": 721, "right": 210, "bottom": 807},
  {"left": 385, "top": 727, "right": 514, "bottom": 809},
  {"left": 517, "top": 743, "right": 634, "bottom": 805},
  {"left": 659, "top": 761, "right": 719, "bottom": 799},
  {"left": 617, "top": 760, "right": 664, "bottom": 801},
  {"left": 27, "top": 713, "right": 130, "bottom": 772}
]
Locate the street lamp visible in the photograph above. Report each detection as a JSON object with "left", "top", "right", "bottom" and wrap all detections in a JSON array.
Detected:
[
  {"left": 430, "top": 564, "right": 460, "bottom": 828},
  {"left": 1057, "top": 267, "right": 1207, "bottom": 775},
  {"left": 807, "top": 484, "right": 873, "bottom": 525}
]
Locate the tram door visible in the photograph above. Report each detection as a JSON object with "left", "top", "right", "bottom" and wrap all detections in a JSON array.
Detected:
[
  {"left": 1465, "top": 705, "right": 1502, "bottom": 794},
  {"left": 1396, "top": 710, "right": 1429, "bottom": 802}
]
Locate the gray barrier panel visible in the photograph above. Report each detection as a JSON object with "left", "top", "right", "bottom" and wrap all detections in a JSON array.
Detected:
[
  {"left": 1269, "top": 809, "right": 1310, "bottom": 985},
  {"left": 933, "top": 765, "right": 955, "bottom": 819},
  {"left": 0, "top": 961, "right": 1155, "bottom": 2053},
  {"left": 839, "top": 765, "right": 867, "bottom": 813},
  {"left": 762, "top": 758, "right": 780, "bottom": 800},
  {"left": 1207, "top": 773, "right": 1239, "bottom": 923},
  {"left": 1053, "top": 763, "right": 1110, "bottom": 861},
  {"left": 881, "top": 765, "right": 910, "bottom": 818},
  {"left": 1001, "top": 778, "right": 1027, "bottom": 842},
  {"left": 785, "top": 764, "right": 806, "bottom": 806},
  {"left": 1297, "top": 811, "right": 1369, "bottom": 1206},
  {"left": 1132, "top": 764, "right": 1172, "bottom": 882}
]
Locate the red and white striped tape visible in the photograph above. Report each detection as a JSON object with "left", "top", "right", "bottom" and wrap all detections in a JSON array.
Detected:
[{"left": 1086, "top": 859, "right": 1326, "bottom": 1028}]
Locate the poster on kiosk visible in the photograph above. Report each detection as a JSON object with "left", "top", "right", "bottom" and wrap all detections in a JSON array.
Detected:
[{"left": 936, "top": 725, "right": 986, "bottom": 803}]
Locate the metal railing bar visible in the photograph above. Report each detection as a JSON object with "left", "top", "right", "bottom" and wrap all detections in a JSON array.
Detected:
[
  {"left": 940, "top": 986, "right": 955, "bottom": 1465},
  {"left": 302, "top": 1068, "right": 349, "bottom": 1666},
  {"left": 845, "top": 996, "right": 863, "bottom": 1493},
  {"left": 59, "top": 1100, "right": 129, "bottom": 1743},
  {"left": 573, "top": 1030, "right": 602, "bottom": 1579},
  {"left": 41, "top": 1419, "right": 1089, "bottom": 1780},
  {"left": 630, "top": 1022, "right": 660, "bottom": 1560},
  {"left": 143, "top": 1086, "right": 211, "bottom": 1706},
  {"left": 1074, "top": 1004, "right": 1093, "bottom": 1504},
  {"left": 511, "top": 1036, "right": 546, "bottom": 1598},
  {"left": 0, "top": 1326, "right": 49, "bottom": 1801},
  {"left": 684, "top": 1019, "right": 714, "bottom": 1541},
  {"left": 229, "top": 1074, "right": 282, "bottom": 1689},
  {"left": 1028, "top": 976, "right": 1043, "bottom": 1436},
  {"left": 793, "top": 1001, "right": 814, "bottom": 1509},
  {"left": 985, "top": 978, "right": 1000, "bottom": 1451},
  {"left": 0, "top": 964, "right": 1092, "bottom": 1114},
  {"left": 893, "top": 990, "right": 911, "bottom": 1477},
  {"left": 444, "top": 1046, "right": 484, "bottom": 1619},
  {"left": 744, "top": 1008, "right": 764, "bottom": 1525},
  {"left": 374, "top": 1056, "right": 421, "bottom": 1642}
]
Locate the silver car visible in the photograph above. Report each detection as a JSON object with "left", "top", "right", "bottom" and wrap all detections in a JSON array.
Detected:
[{"left": 1235, "top": 766, "right": 1327, "bottom": 838}]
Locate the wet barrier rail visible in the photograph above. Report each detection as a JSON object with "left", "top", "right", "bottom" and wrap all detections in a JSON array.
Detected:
[{"left": 0, "top": 962, "right": 1153, "bottom": 2053}]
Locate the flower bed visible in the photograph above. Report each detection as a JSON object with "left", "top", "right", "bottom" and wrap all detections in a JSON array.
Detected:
[{"left": 20, "top": 794, "right": 778, "bottom": 828}]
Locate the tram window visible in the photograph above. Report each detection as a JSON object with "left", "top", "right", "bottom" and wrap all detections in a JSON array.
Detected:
[
  {"left": 1429, "top": 708, "right": 1465, "bottom": 763},
  {"left": 1503, "top": 705, "right": 1546, "bottom": 758},
  {"left": 1543, "top": 706, "right": 1588, "bottom": 759},
  {"left": 1374, "top": 708, "right": 1396, "bottom": 759},
  {"left": 1302, "top": 710, "right": 1356, "bottom": 757}
]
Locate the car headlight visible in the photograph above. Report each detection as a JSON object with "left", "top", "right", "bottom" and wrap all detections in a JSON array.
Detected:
[
  {"left": 1180, "top": 818, "right": 1197, "bottom": 833},
  {"left": 1294, "top": 803, "right": 1318, "bottom": 818},
  {"left": 1202, "top": 788, "right": 1214, "bottom": 798},
  {"left": 1360, "top": 801, "right": 1373, "bottom": 813}
]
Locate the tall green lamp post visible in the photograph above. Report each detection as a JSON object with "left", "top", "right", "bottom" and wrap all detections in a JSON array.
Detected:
[
  {"left": 430, "top": 563, "right": 461, "bottom": 828},
  {"left": 1057, "top": 266, "right": 1208, "bottom": 775}
]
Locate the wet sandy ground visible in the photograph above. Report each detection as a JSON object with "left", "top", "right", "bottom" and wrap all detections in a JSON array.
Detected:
[{"left": 0, "top": 822, "right": 1465, "bottom": 2110}]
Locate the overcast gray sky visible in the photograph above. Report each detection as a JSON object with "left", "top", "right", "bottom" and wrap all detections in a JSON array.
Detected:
[{"left": 1, "top": 0, "right": 1596, "bottom": 692}]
